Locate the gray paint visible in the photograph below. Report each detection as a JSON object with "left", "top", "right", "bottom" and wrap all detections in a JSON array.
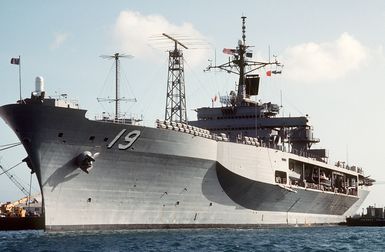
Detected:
[
  {"left": 0, "top": 103, "right": 370, "bottom": 231},
  {"left": 216, "top": 163, "right": 358, "bottom": 215}
]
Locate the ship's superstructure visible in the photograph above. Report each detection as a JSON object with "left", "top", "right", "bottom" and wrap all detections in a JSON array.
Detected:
[{"left": 0, "top": 17, "right": 374, "bottom": 231}]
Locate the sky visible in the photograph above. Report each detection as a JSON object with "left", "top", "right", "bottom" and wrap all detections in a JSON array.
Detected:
[{"left": 1, "top": 0, "right": 385, "bottom": 211}]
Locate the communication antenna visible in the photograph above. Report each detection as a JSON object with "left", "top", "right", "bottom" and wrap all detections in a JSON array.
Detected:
[
  {"left": 205, "top": 16, "right": 282, "bottom": 104},
  {"left": 163, "top": 33, "right": 188, "bottom": 123},
  {"left": 98, "top": 53, "right": 136, "bottom": 120}
]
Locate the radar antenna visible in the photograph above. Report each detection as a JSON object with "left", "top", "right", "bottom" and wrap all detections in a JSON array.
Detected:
[
  {"left": 205, "top": 16, "right": 282, "bottom": 104},
  {"left": 98, "top": 53, "right": 136, "bottom": 120},
  {"left": 163, "top": 33, "right": 188, "bottom": 123}
]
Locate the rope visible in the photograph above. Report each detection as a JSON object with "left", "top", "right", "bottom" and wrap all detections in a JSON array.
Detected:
[
  {"left": 0, "top": 161, "right": 23, "bottom": 176},
  {"left": 0, "top": 142, "right": 22, "bottom": 152},
  {"left": 0, "top": 142, "right": 21, "bottom": 147}
]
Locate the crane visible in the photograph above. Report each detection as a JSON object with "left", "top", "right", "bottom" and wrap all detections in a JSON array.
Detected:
[{"left": 0, "top": 163, "right": 30, "bottom": 197}]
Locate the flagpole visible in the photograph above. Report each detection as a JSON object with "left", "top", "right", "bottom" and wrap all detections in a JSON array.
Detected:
[{"left": 18, "top": 55, "right": 22, "bottom": 102}]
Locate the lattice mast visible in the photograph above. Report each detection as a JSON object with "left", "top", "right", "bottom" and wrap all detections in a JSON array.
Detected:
[
  {"left": 99, "top": 53, "right": 135, "bottom": 120},
  {"left": 163, "top": 33, "right": 188, "bottom": 123}
]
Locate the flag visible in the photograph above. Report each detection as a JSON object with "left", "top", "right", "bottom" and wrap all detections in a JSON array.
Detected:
[
  {"left": 223, "top": 48, "right": 237, "bottom": 55},
  {"left": 266, "top": 70, "right": 272, "bottom": 77},
  {"left": 10, "top": 58, "right": 20, "bottom": 65},
  {"left": 211, "top": 95, "right": 217, "bottom": 102}
]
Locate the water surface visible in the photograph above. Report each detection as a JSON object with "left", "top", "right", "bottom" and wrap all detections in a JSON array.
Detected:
[{"left": 1, "top": 226, "right": 383, "bottom": 251}]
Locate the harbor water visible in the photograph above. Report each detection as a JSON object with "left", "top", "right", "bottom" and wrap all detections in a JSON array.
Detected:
[{"left": 1, "top": 226, "right": 384, "bottom": 251}]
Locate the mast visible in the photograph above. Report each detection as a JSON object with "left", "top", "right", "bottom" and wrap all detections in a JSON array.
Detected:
[
  {"left": 205, "top": 16, "right": 281, "bottom": 105},
  {"left": 114, "top": 53, "right": 120, "bottom": 120},
  {"left": 99, "top": 53, "right": 135, "bottom": 120},
  {"left": 237, "top": 16, "right": 247, "bottom": 100},
  {"left": 163, "top": 33, "right": 188, "bottom": 123}
]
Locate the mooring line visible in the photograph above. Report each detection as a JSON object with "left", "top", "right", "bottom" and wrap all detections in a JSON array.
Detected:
[
  {"left": 0, "top": 142, "right": 22, "bottom": 152},
  {"left": 0, "top": 161, "right": 23, "bottom": 176}
]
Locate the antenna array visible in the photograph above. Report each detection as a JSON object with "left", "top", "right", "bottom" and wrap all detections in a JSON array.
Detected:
[
  {"left": 163, "top": 33, "right": 188, "bottom": 123},
  {"left": 98, "top": 53, "right": 136, "bottom": 120}
]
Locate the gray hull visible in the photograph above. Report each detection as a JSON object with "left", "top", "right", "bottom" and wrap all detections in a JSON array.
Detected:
[{"left": 0, "top": 104, "right": 370, "bottom": 231}]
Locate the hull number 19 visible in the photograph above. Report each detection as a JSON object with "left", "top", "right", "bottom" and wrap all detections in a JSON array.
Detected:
[{"left": 107, "top": 129, "right": 141, "bottom": 150}]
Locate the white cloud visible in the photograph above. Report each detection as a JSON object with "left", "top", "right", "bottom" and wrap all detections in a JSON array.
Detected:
[
  {"left": 282, "top": 33, "right": 369, "bottom": 82},
  {"left": 113, "top": 10, "right": 209, "bottom": 67}
]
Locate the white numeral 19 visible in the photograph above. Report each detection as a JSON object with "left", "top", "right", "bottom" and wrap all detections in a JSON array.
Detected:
[{"left": 108, "top": 129, "right": 141, "bottom": 150}]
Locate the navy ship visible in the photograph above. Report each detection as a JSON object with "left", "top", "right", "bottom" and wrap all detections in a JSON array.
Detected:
[{"left": 0, "top": 17, "right": 374, "bottom": 231}]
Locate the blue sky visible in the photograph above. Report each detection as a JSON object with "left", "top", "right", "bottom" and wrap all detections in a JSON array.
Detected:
[{"left": 1, "top": 0, "right": 385, "bottom": 209}]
